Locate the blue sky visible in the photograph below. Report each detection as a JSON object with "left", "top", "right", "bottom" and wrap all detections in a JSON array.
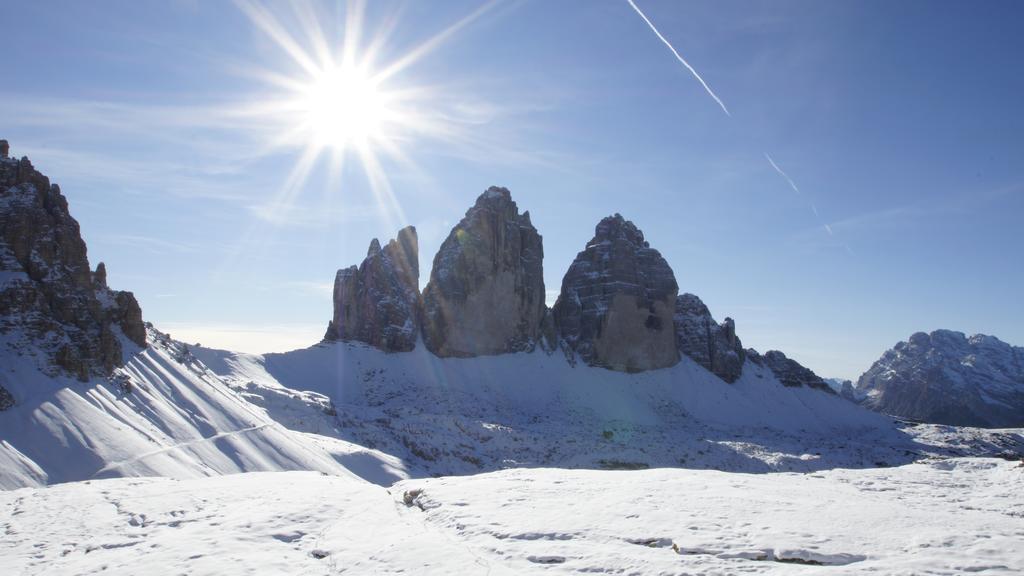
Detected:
[{"left": 2, "top": 0, "right": 1022, "bottom": 380}]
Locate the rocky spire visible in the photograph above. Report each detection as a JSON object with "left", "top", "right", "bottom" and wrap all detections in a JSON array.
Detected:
[
  {"left": 674, "top": 293, "right": 746, "bottom": 383},
  {"left": 553, "top": 214, "right": 679, "bottom": 372},
  {"left": 0, "top": 140, "right": 146, "bottom": 382},
  {"left": 421, "top": 186, "right": 546, "bottom": 357},
  {"left": 324, "top": 226, "right": 420, "bottom": 352}
]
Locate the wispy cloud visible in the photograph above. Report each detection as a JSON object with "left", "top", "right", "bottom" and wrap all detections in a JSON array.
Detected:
[
  {"left": 625, "top": 0, "right": 730, "bottom": 116},
  {"left": 824, "top": 180, "right": 1023, "bottom": 237},
  {"left": 95, "top": 233, "right": 203, "bottom": 254}
]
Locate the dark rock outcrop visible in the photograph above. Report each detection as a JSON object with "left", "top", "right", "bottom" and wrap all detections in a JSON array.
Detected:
[
  {"left": 0, "top": 141, "right": 146, "bottom": 380},
  {"left": 421, "top": 187, "right": 546, "bottom": 357},
  {"left": 856, "top": 330, "right": 1024, "bottom": 427},
  {"left": 748, "top": 349, "right": 833, "bottom": 393},
  {"left": 0, "top": 383, "right": 13, "bottom": 410},
  {"left": 674, "top": 293, "right": 745, "bottom": 383},
  {"left": 324, "top": 226, "right": 420, "bottom": 352},
  {"left": 553, "top": 214, "right": 678, "bottom": 372}
]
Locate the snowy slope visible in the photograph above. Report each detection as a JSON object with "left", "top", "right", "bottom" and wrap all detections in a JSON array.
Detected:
[
  {"left": 3, "top": 458, "right": 1022, "bottom": 575},
  {"left": 192, "top": 340, "right": 1024, "bottom": 478},
  {"left": 0, "top": 328, "right": 400, "bottom": 489}
]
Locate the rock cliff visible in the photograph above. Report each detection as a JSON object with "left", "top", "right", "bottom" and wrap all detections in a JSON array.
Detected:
[
  {"left": 421, "top": 187, "right": 546, "bottom": 357},
  {"left": 674, "top": 293, "right": 745, "bottom": 382},
  {"left": 324, "top": 226, "right": 420, "bottom": 352},
  {"left": 0, "top": 140, "right": 146, "bottom": 383},
  {"left": 553, "top": 214, "right": 678, "bottom": 372}
]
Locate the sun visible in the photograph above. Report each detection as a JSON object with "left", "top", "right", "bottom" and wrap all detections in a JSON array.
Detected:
[
  {"left": 233, "top": 0, "right": 498, "bottom": 230},
  {"left": 300, "top": 64, "right": 388, "bottom": 151}
]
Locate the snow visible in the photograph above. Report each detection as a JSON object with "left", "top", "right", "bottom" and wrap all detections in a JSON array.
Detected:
[
  {"left": 0, "top": 330, "right": 396, "bottom": 489},
  {"left": 5, "top": 326, "right": 1020, "bottom": 490},
  {"left": 188, "top": 340, "right": 1024, "bottom": 479},
  {"left": 3, "top": 458, "right": 1022, "bottom": 575},
  {"left": 2, "top": 327, "right": 1023, "bottom": 574}
]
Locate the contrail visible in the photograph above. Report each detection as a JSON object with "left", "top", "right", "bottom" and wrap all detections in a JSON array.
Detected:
[
  {"left": 766, "top": 152, "right": 838, "bottom": 238},
  {"left": 763, "top": 152, "right": 801, "bottom": 195},
  {"left": 624, "top": 1, "right": 851, "bottom": 254},
  {"left": 625, "top": 0, "right": 730, "bottom": 116}
]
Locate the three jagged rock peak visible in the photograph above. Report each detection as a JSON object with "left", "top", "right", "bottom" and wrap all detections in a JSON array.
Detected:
[{"left": 322, "top": 186, "right": 830, "bottom": 387}]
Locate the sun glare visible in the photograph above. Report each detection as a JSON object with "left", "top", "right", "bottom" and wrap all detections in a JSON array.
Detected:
[
  {"left": 234, "top": 0, "right": 498, "bottom": 230},
  {"left": 300, "top": 65, "right": 387, "bottom": 150}
]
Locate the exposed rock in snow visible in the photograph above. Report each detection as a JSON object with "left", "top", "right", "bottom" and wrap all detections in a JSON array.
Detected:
[
  {"left": 324, "top": 226, "right": 420, "bottom": 352},
  {"left": 748, "top": 349, "right": 833, "bottom": 393},
  {"left": 553, "top": 214, "right": 678, "bottom": 372},
  {"left": 0, "top": 383, "right": 13, "bottom": 410},
  {"left": 857, "top": 330, "right": 1024, "bottom": 427},
  {"left": 0, "top": 141, "right": 146, "bottom": 382},
  {"left": 421, "top": 186, "right": 546, "bottom": 357},
  {"left": 674, "top": 293, "right": 745, "bottom": 383}
]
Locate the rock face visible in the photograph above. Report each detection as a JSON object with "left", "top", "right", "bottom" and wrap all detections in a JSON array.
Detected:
[
  {"left": 749, "top": 349, "right": 833, "bottom": 393},
  {"left": 674, "top": 293, "right": 745, "bottom": 382},
  {"left": 856, "top": 330, "right": 1024, "bottom": 427},
  {"left": 0, "top": 383, "right": 13, "bottom": 411},
  {"left": 324, "top": 226, "right": 420, "bottom": 352},
  {"left": 554, "top": 214, "right": 678, "bottom": 372},
  {"left": 421, "top": 187, "right": 546, "bottom": 357},
  {"left": 0, "top": 141, "right": 146, "bottom": 382}
]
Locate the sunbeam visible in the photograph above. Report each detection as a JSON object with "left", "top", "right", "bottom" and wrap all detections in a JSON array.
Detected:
[{"left": 232, "top": 0, "right": 496, "bottom": 229}]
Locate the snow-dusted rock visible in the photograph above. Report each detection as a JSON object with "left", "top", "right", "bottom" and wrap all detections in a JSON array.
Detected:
[
  {"left": 421, "top": 186, "right": 546, "bottom": 357},
  {"left": 0, "top": 383, "right": 12, "bottom": 410},
  {"left": 324, "top": 226, "right": 420, "bottom": 352},
  {"left": 553, "top": 214, "right": 678, "bottom": 372},
  {"left": 856, "top": 330, "right": 1024, "bottom": 427},
  {"left": 749, "top": 349, "right": 833, "bottom": 392},
  {"left": 0, "top": 142, "right": 145, "bottom": 382},
  {"left": 674, "top": 293, "right": 745, "bottom": 383}
]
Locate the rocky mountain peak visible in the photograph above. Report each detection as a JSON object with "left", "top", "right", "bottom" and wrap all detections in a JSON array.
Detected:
[
  {"left": 421, "top": 186, "right": 546, "bottom": 357},
  {"left": 553, "top": 214, "right": 678, "bottom": 372},
  {"left": 93, "top": 262, "right": 108, "bottom": 288},
  {"left": 592, "top": 213, "right": 647, "bottom": 248},
  {"left": 856, "top": 330, "right": 1024, "bottom": 427},
  {"left": 0, "top": 140, "right": 146, "bottom": 386},
  {"left": 325, "top": 226, "right": 420, "bottom": 352},
  {"left": 674, "top": 293, "right": 745, "bottom": 382}
]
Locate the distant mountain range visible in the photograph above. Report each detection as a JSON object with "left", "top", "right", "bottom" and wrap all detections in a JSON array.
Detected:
[
  {"left": 1, "top": 139, "right": 1022, "bottom": 489},
  {"left": 853, "top": 330, "right": 1024, "bottom": 427}
]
